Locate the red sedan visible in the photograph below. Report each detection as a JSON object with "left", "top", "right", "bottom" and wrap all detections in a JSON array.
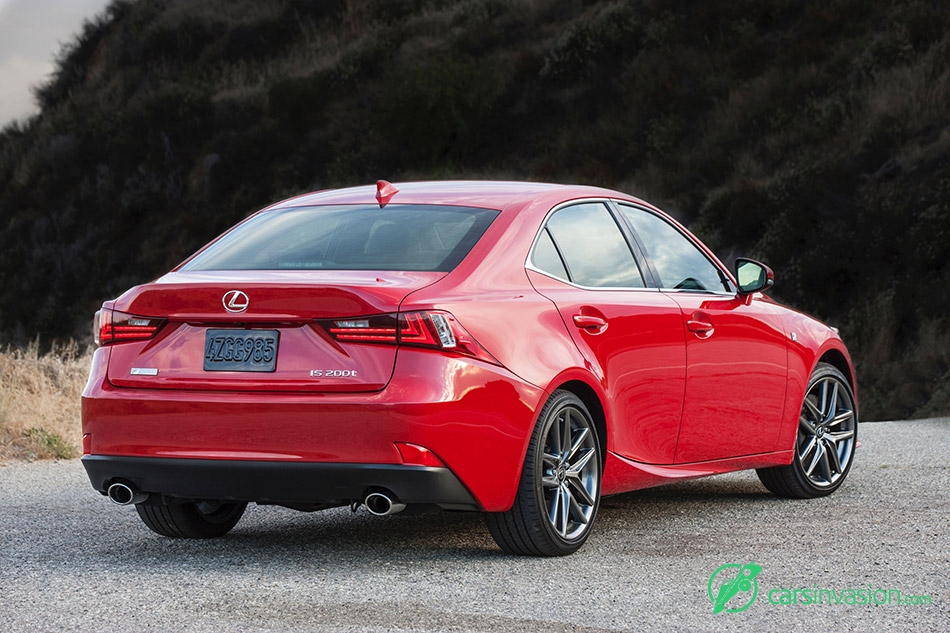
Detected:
[{"left": 82, "top": 181, "right": 858, "bottom": 555}]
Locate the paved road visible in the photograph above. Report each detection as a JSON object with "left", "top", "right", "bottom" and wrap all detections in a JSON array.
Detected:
[{"left": 1, "top": 420, "right": 947, "bottom": 632}]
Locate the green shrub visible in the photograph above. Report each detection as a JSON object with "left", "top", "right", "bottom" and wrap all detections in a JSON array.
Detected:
[{"left": 25, "top": 427, "right": 77, "bottom": 460}]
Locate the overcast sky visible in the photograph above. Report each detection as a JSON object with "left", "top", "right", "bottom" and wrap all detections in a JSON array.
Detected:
[{"left": 0, "top": 0, "right": 112, "bottom": 127}]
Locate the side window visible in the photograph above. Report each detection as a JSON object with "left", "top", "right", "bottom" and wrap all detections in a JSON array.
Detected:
[
  {"left": 618, "top": 205, "right": 729, "bottom": 293},
  {"left": 533, "top": 202, "right": 645, "bottom": 288},
  {"left": 531, "top": 228, "right": 569, "bottom": 280}
]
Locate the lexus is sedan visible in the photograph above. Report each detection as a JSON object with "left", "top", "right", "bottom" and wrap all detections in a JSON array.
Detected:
[{"left": 82, "top": 180, "right": 858, "bottom": 555}]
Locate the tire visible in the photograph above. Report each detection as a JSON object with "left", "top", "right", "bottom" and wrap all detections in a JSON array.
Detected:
[
  {"left": 486, "top": 390, "right": 601, "bottom": 556},
  {"left": 757, "top": 363, "right": 857, "bottom": 498},
  {"left": 135, "top": 500, "right": 247, "bottom": 538}
]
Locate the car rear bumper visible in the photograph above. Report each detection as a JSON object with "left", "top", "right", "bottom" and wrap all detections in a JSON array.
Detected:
[
  {"left": 81, "top": 347, "right": 546, "bottom": 512},
  {"left": 82, "top": 455, "right": 479, "bottom": 510}
]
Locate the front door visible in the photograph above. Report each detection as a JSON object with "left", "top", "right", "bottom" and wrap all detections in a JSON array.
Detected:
[
  {"left": 667, "top": 293, "right": 788, "bottom": 463},
  {"left": 615, "top": 203, "right": 789, "bottom": 464}
]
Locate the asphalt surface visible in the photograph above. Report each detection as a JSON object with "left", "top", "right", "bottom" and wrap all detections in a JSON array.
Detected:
[{"left": 1, "top": 419, "right": 947, "bottom": 633}]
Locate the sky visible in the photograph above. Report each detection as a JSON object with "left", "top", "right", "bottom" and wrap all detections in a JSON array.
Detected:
[{"left": 0, "top": 0, "right": 112, "bottom": 127}]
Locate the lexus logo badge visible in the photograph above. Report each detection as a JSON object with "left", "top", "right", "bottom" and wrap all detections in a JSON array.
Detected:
[{"left": 222, "top": 290, "right": 249, "bottom": 313}]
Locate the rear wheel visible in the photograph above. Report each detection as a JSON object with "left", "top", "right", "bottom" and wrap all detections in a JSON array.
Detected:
[
  {"left": 135, "top": 500, "right": 247, "bottom": 538},
  {"left": 757, "top": 363, "right": 857, "bottom": 498},
  {"left": 486, "top": 390, "right": 601, "bottom": 556}
]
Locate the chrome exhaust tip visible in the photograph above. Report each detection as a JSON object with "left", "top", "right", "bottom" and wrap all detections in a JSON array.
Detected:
[
  {"left": 364, "top": 491, "right": 406, "bottom": 516},
  {"left": 107, "top": 482, "right": 148, "bottom": 506}
]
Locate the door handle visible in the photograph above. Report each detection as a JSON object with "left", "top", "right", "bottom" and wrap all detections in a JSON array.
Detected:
[
  {"left": 687, "top": 312, "right": 714, "bottom": 338},
  {"left": 573, "top": 314, "right": 608, "bottom": 333}
]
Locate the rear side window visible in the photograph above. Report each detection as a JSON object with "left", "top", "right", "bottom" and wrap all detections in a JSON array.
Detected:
[
  {"left": 531, "top": 229, "right": 569, "bottom": 280},
  {"left": 532, "top": 202, "right": 645, "bottom": 288},
  {"left": 183, "top": 205, "right": 499, "bottom": 272}
]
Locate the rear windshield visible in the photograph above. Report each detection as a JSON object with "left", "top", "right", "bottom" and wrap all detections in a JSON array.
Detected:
[{"left": 182, "top": 204, "right": 500, "bottom": 272}]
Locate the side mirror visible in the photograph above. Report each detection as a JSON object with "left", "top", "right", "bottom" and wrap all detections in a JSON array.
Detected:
[{"left": 735, "top": 258, "right": 774, "bottom": 295}]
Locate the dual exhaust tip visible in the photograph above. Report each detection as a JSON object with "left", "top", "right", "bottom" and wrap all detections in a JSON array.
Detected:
[{"left": 107, "top": 482, "right": 406, "bottom": 515}]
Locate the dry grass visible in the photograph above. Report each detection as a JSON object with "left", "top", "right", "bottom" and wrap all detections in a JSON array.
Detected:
[{"left": 0, "top": 342, "right": 92, "bottom": 462}]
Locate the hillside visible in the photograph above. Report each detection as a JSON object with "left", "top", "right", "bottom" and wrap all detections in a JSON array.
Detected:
[{"left": 1, "top": 0, "right": 948, "bottom": 420}]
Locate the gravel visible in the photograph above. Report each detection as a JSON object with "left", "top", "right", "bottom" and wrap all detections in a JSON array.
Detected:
[{"left": 1, "top": 419, "right": 947, "bottom": 632}]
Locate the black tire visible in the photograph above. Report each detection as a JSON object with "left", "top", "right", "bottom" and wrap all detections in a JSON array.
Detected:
[
  {"left": 135, "top": 500, "right": 247, "bottom": 538},
  {"left": 486, "top": 390, "right": 601, "bottom": 556},
  {"left": 757, "top": 363, "right": 857, "bottom": 498}
]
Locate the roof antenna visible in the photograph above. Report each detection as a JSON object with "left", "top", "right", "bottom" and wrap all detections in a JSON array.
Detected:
[{"left": 376, "top": 180, "right": 399, "bottom": 208}]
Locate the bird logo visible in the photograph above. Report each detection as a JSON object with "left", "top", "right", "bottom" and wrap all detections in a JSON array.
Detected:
[{"left": 708, "top": 562, "right": 762, "bottom": 613}]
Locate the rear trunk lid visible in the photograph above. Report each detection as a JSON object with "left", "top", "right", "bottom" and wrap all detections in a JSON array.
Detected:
[{"left": 105, "top": 270, "right": 443, "bottom": 392}]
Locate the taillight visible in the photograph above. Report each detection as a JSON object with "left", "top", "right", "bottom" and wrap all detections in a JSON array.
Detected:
[
  {"left": 328, "top": 314, "right": 399, "bottom": 343},
  {"left": 94, "top": 308, "right": 165, "bottom": 346},
  {"left": 321, "top": 311, "right": 498, "bottom": 364}
]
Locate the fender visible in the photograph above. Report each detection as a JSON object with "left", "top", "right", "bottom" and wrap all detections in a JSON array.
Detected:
[{"left": 776, "top": 309, "right": 857, "bottom": 456}]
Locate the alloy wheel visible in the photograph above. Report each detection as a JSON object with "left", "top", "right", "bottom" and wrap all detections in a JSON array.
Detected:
[
  {"left": 485, "top": 390, "right": 602, "bottom": 555},
  {"left": 540, "top": 403, "right": 599, "bottom": 540},
  {"left": 797, "top": 374, "right": 856, "bottom": 488}
]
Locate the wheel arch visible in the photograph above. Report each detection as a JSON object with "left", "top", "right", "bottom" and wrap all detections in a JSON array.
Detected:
[
  {"left": 553, "top": 379, "right": 608, "bottom": 470},
  {"left": 817, "top": 348, "right": 858, "bottom": 412}
]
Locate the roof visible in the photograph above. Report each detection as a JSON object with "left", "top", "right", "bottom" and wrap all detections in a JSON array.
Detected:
[{"left": 267, "top": 180, "right": 646, "bottom": 213}]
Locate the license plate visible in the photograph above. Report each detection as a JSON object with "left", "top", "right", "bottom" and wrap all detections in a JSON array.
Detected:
[{"left": 203, "top": 330, "right": 278, "bottom": 372}]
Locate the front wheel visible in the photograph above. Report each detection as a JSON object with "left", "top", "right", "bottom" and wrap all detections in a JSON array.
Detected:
[
  {"left": 757, "top": 363, "right": 857, "bottom": 498},
  {"left": 486, "top": 390, "right": 601, "bottom": 556},
  {"left": 136, "top": 500, "right": 247, "bottom": 538}
]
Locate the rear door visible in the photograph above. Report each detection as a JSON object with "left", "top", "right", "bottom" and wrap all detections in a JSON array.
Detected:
[
  {"left": 615, "top": 203, "right": 789, "bottom": 463},
  {"left": 526, "top": 201, "right": 687, "bottom": 465}
]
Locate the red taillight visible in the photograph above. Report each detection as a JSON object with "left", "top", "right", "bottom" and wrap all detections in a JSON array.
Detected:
[
  {"left": 328, "top": 314, "right": 399, "bottom": 343},
  {"left": 399, "top": 312, "right": 443, "bottom": 346},
  {"left": 95, "top": 308, "right": 165, "bottom": 346},
  {"left": 321, "top": 311, "right": 498, "bottom": 364}
]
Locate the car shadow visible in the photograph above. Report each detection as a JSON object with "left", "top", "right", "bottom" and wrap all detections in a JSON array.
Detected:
[
  {"left": 602, "top": 471, "right": 774, "bottom": 507},
  {"left": 80, "top": 473, "right": 783, "bottom": 570}
]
